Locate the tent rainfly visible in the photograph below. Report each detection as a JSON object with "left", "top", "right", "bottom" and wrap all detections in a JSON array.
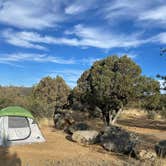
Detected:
[{"left": 0, "top": 106, "right": 45, "bottom": 146}]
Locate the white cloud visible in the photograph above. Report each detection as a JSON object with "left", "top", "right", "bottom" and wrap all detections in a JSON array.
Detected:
[
  {"left": 3, "top": 25, "right": 166, "bottom": 52},
  {"left": 2, "top": 29, "right": 82, "bottom": 49},
  {"left": 103, "top": 0, "right": 146, "bottom": 21},
  {"left": 150, "top": 32, "right": 166, "bottom": 44},
  {"left": 65, "top": 24, "right": 147, "bottom": 49},
  {"left": 65, "top": 4, "right": 86, "bottom": 15},
  {"left": 65, "top": 0, "right": 98, "bottom": 15},
  {"left": 2, "top": 29, "right": 46, "bottom": 50},
  {"left": 3, "top": 25, "right": 166, "bottom": 51},
  {"left": 0, "top": 0, "right": 165, "bottom": 31},
  {"left": 139, "top": 5, "right": 166, "bottom": 26},
  {"left": 0, "top": 0, "right": 98, "bottom": 30},
  {"left": 2, "top": 26, "right": 148, "bottom": 50},
  {"left": 102, "top": 0, "right": 166, "bottom": 27},
  {"left": 0, "top": 53, "right": 75, "bottom": 65},
  {"left": 0, "top": 0, "right": 65, "bottom": 30}
]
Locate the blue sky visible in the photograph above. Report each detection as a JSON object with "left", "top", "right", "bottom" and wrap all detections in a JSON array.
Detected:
[{"left": 0, "top": 0, "right": 165, "bottom": 88}]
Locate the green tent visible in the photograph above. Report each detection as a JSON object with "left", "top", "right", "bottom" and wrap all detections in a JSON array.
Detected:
[
  {"left": 0, "top": 106, "right": 45, "bottom": 146},
  {"left": 0, "top": 106, "right": 34, "bottom": 119}
]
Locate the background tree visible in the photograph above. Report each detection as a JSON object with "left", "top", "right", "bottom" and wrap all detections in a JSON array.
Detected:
[
  {"left": 76, "top": 55, "right": 142, "bottom": 125},
  {"left": 136, "top": 76, "right": 160, "bottom": 111},
  {"left": 0, "top": 86, "right": 31, "bottom": 109},
  {"left": 32, "top": 76, "right": 70, "bottom": 117},
  {"left": 158, "top": 48, "right": 166, "bottom": 91}
]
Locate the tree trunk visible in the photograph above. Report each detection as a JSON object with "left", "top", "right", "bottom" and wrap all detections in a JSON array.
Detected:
[
  {"left": 105, "top": 110, "right": 110, "bottom": 126},
  {"left": 111, "top": 108, "right": 123, "bottom": 125},
  {"left": 101, "top": 107, "right": 110, "bottom": 126}
]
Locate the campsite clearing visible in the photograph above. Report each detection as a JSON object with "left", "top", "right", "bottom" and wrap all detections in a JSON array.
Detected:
[{"left": 0, "top": 114, "right": 166, "bottom": 166}]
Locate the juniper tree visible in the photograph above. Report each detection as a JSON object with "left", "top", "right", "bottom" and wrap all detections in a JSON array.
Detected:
[{"left": 76, "top": 55, "right": 142, "bottom": 125}]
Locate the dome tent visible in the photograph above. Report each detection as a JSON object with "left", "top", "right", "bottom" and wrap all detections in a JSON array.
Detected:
[{"left": 0, "top": 106, "right": 45, "bottom": 146}]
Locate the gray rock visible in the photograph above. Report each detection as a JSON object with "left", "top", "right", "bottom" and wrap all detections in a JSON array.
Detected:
[
  {"left": 155, "top": 140, "right": 166, "bottom": 157},
  {"left": 65, "top": 123, "right": 91, "bottom": 134},
  {"left": 53, "top": 111, "right": 75, "bottom": 130},
  {"left": 100, "top": 126, "right": 138, "bottom": 154},
  {"left": 72, "top": 130, "right": 99, "bottom": 145}
]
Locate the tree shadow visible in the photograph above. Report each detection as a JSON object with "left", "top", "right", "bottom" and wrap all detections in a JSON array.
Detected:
[
  {"left": 0, "top": 145, "right": 21, "bottom": 166},
  {"left": 117, "top": 117, "right": 166, "bottom": 131}
]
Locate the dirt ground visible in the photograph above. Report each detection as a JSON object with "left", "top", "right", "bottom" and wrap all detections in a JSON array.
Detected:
[
  {"left": 0, "top": 110, "right": 166, "bottom": 166},
  {"left": 0, "top": 126, "right": 128, "bottom": 166}
]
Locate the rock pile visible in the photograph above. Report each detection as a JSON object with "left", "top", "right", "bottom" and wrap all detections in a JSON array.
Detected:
[{"left": 53, "top": 110, "right": 159, "bottom": 161}]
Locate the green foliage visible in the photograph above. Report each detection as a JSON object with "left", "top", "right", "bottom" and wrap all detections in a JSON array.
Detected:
[
  {"left": 136, "top": 76, "right": 160, "bottom": 111},
  {"left": 0, "top": 76, "right": 70, "bottom": 118},
  {"left": 158, "top": 94, "right": 166, "bottom": 118},
  {"left": 0, "top": 86, "right": 31, "bottom": 109},
  {"left": 76, "top": 55, "right": 142, "bottom": 125},
  {"left": 32, "top": 76, "right": 70, "bottom": 117}
]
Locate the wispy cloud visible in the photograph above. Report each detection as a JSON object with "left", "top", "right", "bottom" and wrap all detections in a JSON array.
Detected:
[
  {"left": 2, "top": 29, "right": 46, "bottom": 50},
  {"left": 2, "top": 28, "right": 82, "bottom": 50},
  {"left": 2, "top": 25, "right": 149, "bottom": 50},
  {"left": 0, "top": 0, "right": 65, "bottom": 30},
  {"left": 0, "top": 53, "right": 75, "bottom": 65},
  {"left": 139, "top": 5, "right": 166, "bottom": 26},
  {"left": 102, "top": 0, "right": 166, "bottom": 28},
  {"left": 0, "top": 0, "right": 99, "bottom": 30},
  {"left": 65, "top": 0, "right": 98, "bottom": 15},
  {"left": 65, "top": 24, "right": 148, "bottom": 49},
  {"left": 0, "top": 0, "right": 165, "bottom": 31},
  {"left": 150, "top": 32, "right": 166, "bottom": 44}
]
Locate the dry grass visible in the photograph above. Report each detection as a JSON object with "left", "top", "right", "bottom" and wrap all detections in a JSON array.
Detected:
[
  {"left": 38, "top": 118, "right": 54, "bottom": 128},
  {"left": 119, "top": 108, "right": 165, "bottom": 121},
  {"left": 119, "top": 108, "right": 147, "bottom": 119}
]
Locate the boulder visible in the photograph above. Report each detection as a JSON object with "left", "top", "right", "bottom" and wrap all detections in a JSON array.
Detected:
[
  {"left": 72, "top": 130, "right": 99, "bottom": 145},
  {"left": 155, "top": 140, "right": 166, "bottom": 157},
  {"left": 100, "top": 126, "right": 138, "bottom": 154},
  {"left": 65, "top": 123, "right": 91, "bottom": 134}
]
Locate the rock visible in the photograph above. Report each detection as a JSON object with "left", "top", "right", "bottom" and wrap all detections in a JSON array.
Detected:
[
  {"left": 100, "top": 126, "right": 138, "bottom": 154},
  {"left": 133, "top": 143, "right": 157, "bottom": 161},
  {"left": 65, "top": 123, "right": 91, "bottom": 134},
  {"left": 53, "top": 111, "right": 75, "bottom": 130},
  {"left": 72, "top": 130, "right": 99, "bottom": 145},
  {"left": 155, "top": 140, "right": 166, "bottom": 157}
]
